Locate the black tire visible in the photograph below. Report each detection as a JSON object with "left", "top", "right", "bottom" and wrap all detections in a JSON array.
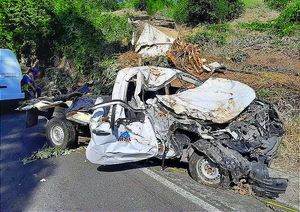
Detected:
[
  {"left": 189, "top": 152, "right": 228, "bottom": 187},
  {"left": 46, "top": 118, "right": 78, "bottom": 149}
]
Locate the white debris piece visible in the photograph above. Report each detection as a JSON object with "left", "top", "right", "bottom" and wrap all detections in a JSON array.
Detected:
[
  {"left": 202, "top": 62, "right": 226, "bottom": 73},
  {"left": 134, "top": 23, "right": 178, "bottom": 57}
]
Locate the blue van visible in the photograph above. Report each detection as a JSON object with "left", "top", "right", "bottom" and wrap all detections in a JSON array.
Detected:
[{"left": 0, "top": 49, "right": 24, "bottom": 102}]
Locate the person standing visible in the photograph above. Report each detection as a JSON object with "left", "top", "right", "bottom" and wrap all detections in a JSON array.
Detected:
[
  {"left": 28, "top": 68, "right": 41, "bottom": 97},
  {"left": 21, "top": 67, "right": 41, "bottom": 99},
  {"left": 21, "top": 66, "right": 35, "bottom": 99}
]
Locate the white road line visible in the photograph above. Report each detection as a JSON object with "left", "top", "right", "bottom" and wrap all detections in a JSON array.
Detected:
[{"left": 139, "top": 167, "right": 222, "bottom": 212}]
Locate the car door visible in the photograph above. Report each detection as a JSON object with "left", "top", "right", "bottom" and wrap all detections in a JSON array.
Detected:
[{"left": 86, "top": 101, "right": 159, "bottom": 165}]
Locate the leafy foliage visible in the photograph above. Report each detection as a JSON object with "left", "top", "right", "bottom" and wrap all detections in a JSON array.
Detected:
[
  {"left": 264, "top": 0, "right": 294, "bottom": 10},
  {"left": 168, "top": 0, "right": 189, "bottom": 23},
  {"left": 187, "top": 0, "right": 244, "bottom": 24},
  {"left": 0, "top": 0, "right": 55, "bottom": 62},
  {"left": 276, "top": 1, "right": 300, "bottom": 24},
  {"left": 122, "top": 0, "right": 244, "bottom": 24},
  {"left": 0, "top": 0, "right": 131, "bottom": 73},
  {"left": 240, "top": 1, "right": 300, "bottom": 36},
  {"left": 186, "top": 23, "right": 231, "bottom": 46}
]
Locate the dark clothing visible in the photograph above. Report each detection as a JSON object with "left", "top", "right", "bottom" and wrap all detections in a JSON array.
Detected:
[{"left": 22, "top": 72, "right": 41, "bottom": 99}]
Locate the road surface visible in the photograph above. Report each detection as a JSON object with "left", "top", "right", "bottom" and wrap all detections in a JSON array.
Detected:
[{"left": 1, "top": 109, "right": 272, "bottom": 211}]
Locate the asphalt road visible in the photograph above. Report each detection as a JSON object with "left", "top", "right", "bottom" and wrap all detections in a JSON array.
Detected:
[{"left": 0, "top": 109, "right": 271, "bottom": 211}]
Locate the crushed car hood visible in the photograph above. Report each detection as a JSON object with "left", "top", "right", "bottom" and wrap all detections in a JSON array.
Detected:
[{"left": 157, "top": 78, "right": 256, "bottom": 123}]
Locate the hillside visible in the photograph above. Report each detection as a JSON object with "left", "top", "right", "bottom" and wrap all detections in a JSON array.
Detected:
[{"left": 1, "top": 0, "right": 299, "bottom": 170}]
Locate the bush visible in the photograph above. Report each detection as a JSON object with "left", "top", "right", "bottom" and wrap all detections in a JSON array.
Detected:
[
  {"left": 276, "top": 1, "right": 300, "bottom": 24},
  {"left": 49, "top": 0, "right": 131, "bottom": 74},
  {"left": 273, "top": 1, "right": 300, "bottom": 34},
  {"left": 241, "top": 1, "right": 300, "bottom": 36},
  {"left": 264, "top": 0, "right": 294, "bottom": 10},
  {"left": 0, "top": 0, "right": 131, "bottom": 74},
  {"left": 123, "top": 0, "right": 244, "bottom": 24},
  {"left": 121, "top": 0, "right": 147, "bottom": 10},
  {"left": 169, "top": 0, "right": 189, "bottom": 23},
  {"left": 0, "top": 0, "right": 55, "bottom": 62},
  {"left": 188, "top": 0, "right": 244, "bottom": 24}
]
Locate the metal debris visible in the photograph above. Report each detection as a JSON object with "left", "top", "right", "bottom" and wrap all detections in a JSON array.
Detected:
[
  {"left": 202, "top": 62, "right": 226, "bottom": 73},
  {"left": 133, "top": 23, "right": 178, "bottom": 57}
]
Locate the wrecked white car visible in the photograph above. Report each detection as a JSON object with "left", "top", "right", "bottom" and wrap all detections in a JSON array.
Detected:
[
  {"left": 86, "top": 66, "right": 287, "bottom": 198},
  {"left": 19, "top": 66, "right": 287, "bottom": 198}
]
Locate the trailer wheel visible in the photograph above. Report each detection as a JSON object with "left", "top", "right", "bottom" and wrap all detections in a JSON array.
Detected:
[
  {"left": 46, "top": 118, "right": 78, "bottom": 149},
  {"left": 189, "top": 152, "right": 225, "bottom": 186}
]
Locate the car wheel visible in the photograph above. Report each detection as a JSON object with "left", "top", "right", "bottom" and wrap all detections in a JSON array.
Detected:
[
  {"left": 189, "top": 152, "right": 225, "bottom": 186},
  {"left": 46, "top": 118, "right": 78, "bottom": 149}
]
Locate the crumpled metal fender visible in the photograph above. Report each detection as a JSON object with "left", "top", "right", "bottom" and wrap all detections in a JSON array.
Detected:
[
  {"left": 191, "top": 139, "right": 251, "bottom": 182},
  {"left": 191, "top": 139, "right": 288, "bottom": 198}
]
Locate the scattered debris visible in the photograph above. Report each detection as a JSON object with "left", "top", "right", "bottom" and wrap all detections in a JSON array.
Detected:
[
  {"left": 234, "top": 179, "right": 254, "bottom": 196},
  {"left": 132, "top": 23, "right": 178, "bottom": 57},
  {"left": 167, "top": 39, "right": 205, "bottom": 76},
  {"left": 202, "top": 62, "right": 226, "bottom": 73},
  {"left": 129, "top": 16, "right": 176, "bottom": 29},
  {"left": 118, "top": 52, "right": 170, "bottom": 69},
  {"left": 22, "top": 147, "right": 82, "bottom": 164}
]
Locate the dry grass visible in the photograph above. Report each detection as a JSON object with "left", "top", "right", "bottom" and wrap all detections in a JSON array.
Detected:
[
  {"left": 193, "top": 69, "right": 300, "bottom": 92},
  {"left": 282, "top": 117, "right": 300, "bottom": 158},
  {"left": 273, "top": 116, "right": 300, "bottom": 171}
]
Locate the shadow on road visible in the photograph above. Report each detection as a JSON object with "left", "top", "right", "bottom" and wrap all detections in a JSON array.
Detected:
[
  {"left": 97, "top": 158, "right": 188, "bottom": 173},
  {"left": 0, "top": 110, "right": 56, "bottom": 211}
]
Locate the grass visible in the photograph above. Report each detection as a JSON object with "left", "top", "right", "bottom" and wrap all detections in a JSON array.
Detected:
[
  {"left": 186, "top": 23, "right": 231, "bottom": 46},
  {"left": 239, "top": 1, "right": 300, "bottom": 36},
  {"left": 242, "top": 0, "right": 265, "bottom": 8},
  {"left": 257, "top": 88, "right": 272, "bottom": 98}
]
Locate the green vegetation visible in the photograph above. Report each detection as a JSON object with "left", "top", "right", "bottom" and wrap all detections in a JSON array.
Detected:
[
  {"left": 0, "top": 0, "right": 131, "bottom": 76},
  {"left": 242, "top": 0, "right": 264, "bottom": 8},
  {"left": 257, "top": 88, "right": 272, "bottom": 98},
  {"left": 240, "top": 1, "right": 300, "bottom": 36},
  {"left": 0, "top": 0, "right": 55, "bottom": 60},
  {"left": 186, "top": 23, "right": 231, "bottom": 46},
  {"left": 264, "top": 0, "right": 294, "bottom": 10},
  {"left": 122, "top": 0, "right": 244, "bottom": 24},
  {"left": 188, "top": 0, "right": 244, "bottom": 24}
]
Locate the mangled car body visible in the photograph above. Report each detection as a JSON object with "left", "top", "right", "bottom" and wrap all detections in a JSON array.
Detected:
[
  {"left": 19, "top": 66, "right": 287, "bottom": 198},
  {"left": 86, "top": 66, "right": 287, "bottom": 198}
]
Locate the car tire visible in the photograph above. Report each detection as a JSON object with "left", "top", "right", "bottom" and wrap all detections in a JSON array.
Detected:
[
  {"left": 189, "top": 152, "right": 228, "bottom": 187},
  {"left": 46, "top": 118, "right": 78, "bottom": 149}
]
